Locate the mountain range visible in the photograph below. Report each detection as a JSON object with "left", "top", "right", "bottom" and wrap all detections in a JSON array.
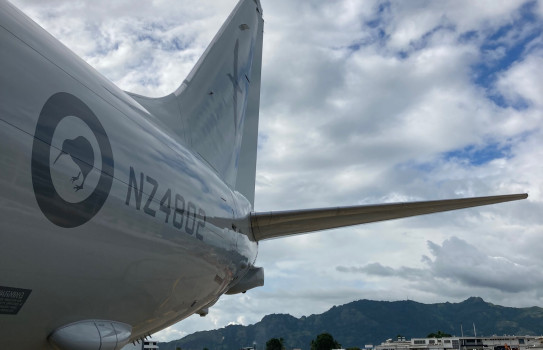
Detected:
[{"left": 158, "top": 297, "right": 543, "bottom": 350}]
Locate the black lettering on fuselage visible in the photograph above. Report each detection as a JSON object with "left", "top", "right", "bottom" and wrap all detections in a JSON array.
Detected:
[
  {"left": 143, "top": 176, "right": 158, "bottom": 217},
  {"left": 159, "top": 189, "right": 172, "bottom": 223},
  {"left": 125, "top": 166, "right": 144, "bottom": 209},
  {"left": 185, "top": 202, "right": 196, "bottom": 235},
  {"left": 173, "top": 194, "right": 185, "bottom": 229},
  {"left": 196, "top": 208, "right": 206, "bottom": 240},
  {"left": 125, "top": 168, "right": 206, "bottom": 241}
]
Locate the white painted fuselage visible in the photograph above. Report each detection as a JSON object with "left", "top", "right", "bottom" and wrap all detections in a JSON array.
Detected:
[{"left": 0, "top": 1, "right": 260, "bottom": 348}]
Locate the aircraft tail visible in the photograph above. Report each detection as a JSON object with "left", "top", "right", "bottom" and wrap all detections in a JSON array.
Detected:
[{"left": 128, "top": 0, "right": 263, "bottom": 207}]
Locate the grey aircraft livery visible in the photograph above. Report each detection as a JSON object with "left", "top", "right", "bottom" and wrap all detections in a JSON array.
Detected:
[{"left": 0, "top": 0, "right": 527, "bottom": 349}]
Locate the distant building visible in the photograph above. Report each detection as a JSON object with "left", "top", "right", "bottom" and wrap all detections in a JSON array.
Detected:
[
  {"left": 376, "top": 336, "right": 543, "bottom": 350},
  {"left": 378, "top": 337, "right": 411, "bottom": 350},
  {"left": 121, "top": 339, "right": 159, "bottom": 350}
]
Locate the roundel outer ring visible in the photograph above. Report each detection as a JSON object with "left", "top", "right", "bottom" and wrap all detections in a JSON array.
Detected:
[{"left": 31, "top": 92, "right": 114, "bottom": 228}]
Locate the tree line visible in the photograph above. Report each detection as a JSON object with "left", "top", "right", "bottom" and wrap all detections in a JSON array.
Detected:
[{"left": 266, "top": 333, "right": 346, "bottom": 350}]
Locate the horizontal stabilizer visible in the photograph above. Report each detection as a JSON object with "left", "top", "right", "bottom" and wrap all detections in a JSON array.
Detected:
[{"left": 250, "top": 193, "right": 528, "bottom": 241}]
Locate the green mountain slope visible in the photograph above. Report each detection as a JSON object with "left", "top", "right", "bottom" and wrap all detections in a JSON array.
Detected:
[{"left": 159, "top": 297, "right": 543, "bottom": 350}]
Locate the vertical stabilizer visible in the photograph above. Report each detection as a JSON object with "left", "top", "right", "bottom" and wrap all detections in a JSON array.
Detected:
[{"left": 128, "top": 0, "right": 263, "bottom": 207}]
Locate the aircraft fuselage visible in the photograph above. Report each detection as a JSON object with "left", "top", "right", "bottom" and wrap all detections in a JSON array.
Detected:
[{"left": 0, "top": 2, "right": 257, "bottom": 348}]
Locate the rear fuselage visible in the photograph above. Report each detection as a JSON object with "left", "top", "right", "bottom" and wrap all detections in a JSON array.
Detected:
[{"left": 0, "top": 2, "right": 257, "bottom": 348}]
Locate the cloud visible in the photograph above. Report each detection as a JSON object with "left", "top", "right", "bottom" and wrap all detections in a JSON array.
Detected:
[
  {"left": 337, "top": 263, "right": 396, "bottom": 276},
  {"left": 14, "top": 0, "right": 239, "bottom": 96},
  {"left": 496, "top": 53, "right": 543, "bottom": 109},
  {"left": 337, "top": 236, "right": 543, "bottom": 294}
]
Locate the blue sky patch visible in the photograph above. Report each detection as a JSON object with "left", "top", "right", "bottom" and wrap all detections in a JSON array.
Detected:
[
  {"left": 468, "top": 1, "right": 542, "bottom": 109},
  {"left": 411, "top": 23, "right": 456, "bottom": 52},
  {"left": 458, "top": 30, "right": 478, "bottom": 43},
  {"left": 443, "top": 142, "right": 511, "bottom": 166}
]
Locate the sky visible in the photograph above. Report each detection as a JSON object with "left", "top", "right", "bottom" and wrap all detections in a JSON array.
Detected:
[{"left": 10, "top": 0, "right": 543, "bottom": 343}]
